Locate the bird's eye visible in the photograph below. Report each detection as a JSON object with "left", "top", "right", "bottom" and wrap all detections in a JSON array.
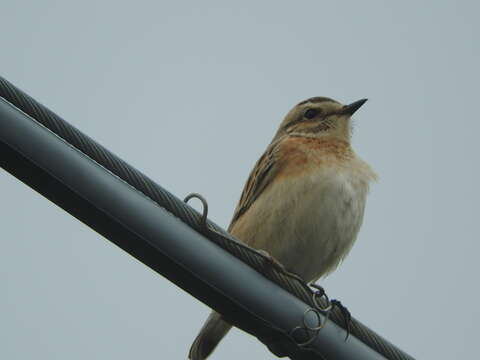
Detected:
[{"left": 304, "top": 108, "right": 319, "bottom": 119}]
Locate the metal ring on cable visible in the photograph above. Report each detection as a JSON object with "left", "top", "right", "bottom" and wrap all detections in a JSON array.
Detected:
[
  {"left": 290, "top": 325, "right": 316, "bottom": 347},
  {"left": 302, "top": 307, "right": 327, "bottom": 332},
  {"left": 311, "top": 284, "right": 333, "bottom": 312},
  {"left": 290, "top": 306, "right": 330, "bottom": 347},
  {"left": 184, "top": 193, "right": 209, "bottom": 229}
]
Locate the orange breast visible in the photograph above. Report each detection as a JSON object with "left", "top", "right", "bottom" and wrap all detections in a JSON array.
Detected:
[{"left": 276, "top": 136, "right": 353, "bottom": 179}]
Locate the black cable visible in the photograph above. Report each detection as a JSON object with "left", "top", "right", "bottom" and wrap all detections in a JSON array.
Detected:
[{"left": 0, "top": 76, "right": 414, "bottom": 360}]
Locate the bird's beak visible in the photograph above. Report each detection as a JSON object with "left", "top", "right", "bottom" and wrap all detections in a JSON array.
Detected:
[{"left": 342, "top": 99, "right": 368, "bottom": 115}]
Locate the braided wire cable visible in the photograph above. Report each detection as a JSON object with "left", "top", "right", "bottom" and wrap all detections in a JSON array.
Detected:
[{"left": 0, "top": 76, "right": 414, "bottom": 360}]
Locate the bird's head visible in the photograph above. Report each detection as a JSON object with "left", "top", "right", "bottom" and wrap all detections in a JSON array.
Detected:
[{"left": 275, "top": 97, "right": 367, "bottom": 142}]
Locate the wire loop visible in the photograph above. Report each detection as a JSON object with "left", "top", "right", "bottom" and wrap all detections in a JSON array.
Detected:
[
  {"left": 311, "top": 283, "right": 333, "bottom": 312},
  {"left": 184, "top": 193, "right": 209, "bottom": 229},
  {"left": 289, "top": 283, "right": 338, "bottom": 347}
]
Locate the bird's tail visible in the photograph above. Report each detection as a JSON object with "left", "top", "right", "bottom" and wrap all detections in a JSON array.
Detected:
[{"left": 189, "top": 311, "right": 232, "bottom": 360}]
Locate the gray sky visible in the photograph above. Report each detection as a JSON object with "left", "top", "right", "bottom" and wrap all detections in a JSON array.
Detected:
[{"left": 1, "top": 1, "right": 478, "bottom": 359}]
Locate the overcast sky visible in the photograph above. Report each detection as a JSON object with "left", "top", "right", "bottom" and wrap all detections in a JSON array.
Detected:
[{"left": 1, "top": 1, "right": 479, "bottom": 359}]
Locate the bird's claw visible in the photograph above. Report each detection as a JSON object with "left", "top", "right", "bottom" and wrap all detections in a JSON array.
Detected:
[{"left": 331, "top": 299, "right": 352, "bottom": 341}]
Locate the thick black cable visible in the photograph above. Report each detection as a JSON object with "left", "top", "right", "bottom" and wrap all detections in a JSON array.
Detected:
[{"left": 0, "top": 76, "right": 414, "bottom": 360}]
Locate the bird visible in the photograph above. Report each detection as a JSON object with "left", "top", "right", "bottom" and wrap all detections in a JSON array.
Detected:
[{"left": 188, "top": 96, "right": 377, "bottom": 360}]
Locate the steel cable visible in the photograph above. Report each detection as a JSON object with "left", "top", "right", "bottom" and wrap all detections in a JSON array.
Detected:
[{"left": 0, "top": 76, "right": 413, "bottom": 360}]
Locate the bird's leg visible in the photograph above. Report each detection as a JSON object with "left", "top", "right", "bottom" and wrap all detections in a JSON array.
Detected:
[
  {"left": 256, "top": 249, "right": 285, "bottom": 270},
  {"left": 255, "top": 249, "right": 305, "bottom": 282}
]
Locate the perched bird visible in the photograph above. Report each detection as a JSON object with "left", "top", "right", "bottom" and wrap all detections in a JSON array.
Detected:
[{"left": 189, "top": 97, "right": 377, "bottom": 359}]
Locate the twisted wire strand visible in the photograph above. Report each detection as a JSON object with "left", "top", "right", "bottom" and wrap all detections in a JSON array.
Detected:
[{"left": 0, "top": 76, "right": 414, "bottom": 360}]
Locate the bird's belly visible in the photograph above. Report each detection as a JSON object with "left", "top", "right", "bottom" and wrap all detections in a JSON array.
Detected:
[{"left": 235, "top": 167, "right": 369, "bottom": 282}]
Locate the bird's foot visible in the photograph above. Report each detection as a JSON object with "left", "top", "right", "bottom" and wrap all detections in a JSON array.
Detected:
[
  {"left": 310, "top": 283, "right": 327, "bottom": 297},
  {"left": 310, "top": 283, "right": 334, "bottom": 312},
  {"left": 330, "top": 299, "right": 352, "bottom": 341}
]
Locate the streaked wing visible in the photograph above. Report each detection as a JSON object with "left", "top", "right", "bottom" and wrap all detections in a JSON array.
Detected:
[{"left": 228, "top": 139, "right": 282, "bottom": 231}]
